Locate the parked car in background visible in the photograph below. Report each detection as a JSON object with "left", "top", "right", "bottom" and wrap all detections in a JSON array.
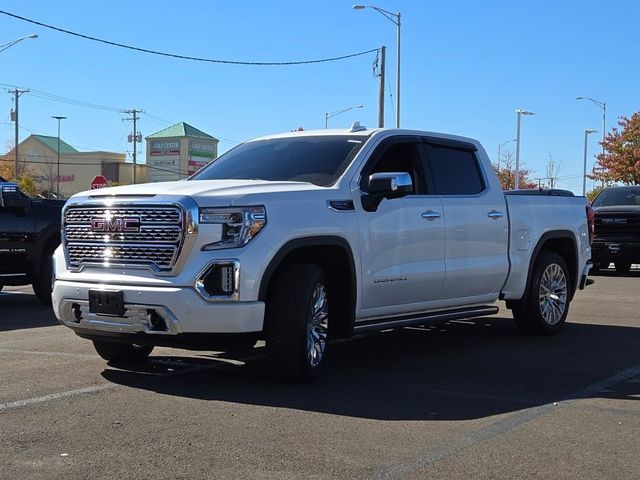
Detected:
[
  {"left": 591, "top": 185, "right": 640, "bottom": 273},
  {"left": 0, "top": 178, "right": 63, "bottom": 304}
]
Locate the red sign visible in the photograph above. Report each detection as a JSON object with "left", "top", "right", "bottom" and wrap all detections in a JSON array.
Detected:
[{"left": 90, "top": 175, "right": 110, "bottom": 189}]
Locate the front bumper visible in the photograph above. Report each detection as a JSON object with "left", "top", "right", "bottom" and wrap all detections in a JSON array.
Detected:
[{"left": 53, "top": 280, "right": 265, "bottom": 336}]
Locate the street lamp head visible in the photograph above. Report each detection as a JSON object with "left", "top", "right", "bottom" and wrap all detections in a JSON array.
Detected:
[
  {"left": 352, "top": 4, "right": 366, "bottom": 9},
  {"left": 576, "top": 96, "right": 584, "bottom": 100},
  {"left": 516, "top": 109, "right": 535, "bottom": 116},
  {"left": 27, "top": 34, "right": 38, "bottom": 39},
  {"left": 585, "top": 128, "right": 597, "bottom": 134},
  {"left": 52, "top": 115, "right": 67, "bottom": 120}
]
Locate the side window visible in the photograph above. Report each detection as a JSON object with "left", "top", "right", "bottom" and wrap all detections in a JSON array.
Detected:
[
  {"left": 363, "top": 141, "right": 428, "bottom": 194},
  {"left": 425, "top": 144, "right": 484, "bottom": 195}
]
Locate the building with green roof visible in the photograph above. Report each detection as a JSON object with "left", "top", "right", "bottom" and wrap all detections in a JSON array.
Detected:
[
  {"left": 2, "top": 134, "right": 141, "bottom": 197},
  {"left": 145, "top": 122, "right": 219, "bottom": 182}
]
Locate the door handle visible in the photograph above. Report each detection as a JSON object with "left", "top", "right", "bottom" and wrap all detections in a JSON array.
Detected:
[
  {"left": 487, "top": 210, "right": 504, "bottom": 219},
  {"left": 421, "top": 210, "right": 441, "bottom": 221}
]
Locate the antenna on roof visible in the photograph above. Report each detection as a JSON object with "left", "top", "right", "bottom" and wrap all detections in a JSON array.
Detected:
[{"left": 349, "top": 121, "right": 367, "bottom": 132}]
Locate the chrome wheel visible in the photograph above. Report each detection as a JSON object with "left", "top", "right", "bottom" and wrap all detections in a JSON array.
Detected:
[
  {"left": 538, "top": 263, "right": 568, "bottom": 325},
  {"left": 306, "top": 283, "right": 328, "bottom": 368}
]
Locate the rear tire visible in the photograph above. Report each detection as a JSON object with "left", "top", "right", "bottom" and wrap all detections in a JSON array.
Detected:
[
  {"left": 512, "top": 251, "right": 571, "bottom": 335},
  {"left": 265, "top": 263, "right": 329, "bottom": 383},
  {"left": 92, "top": 341, "right": 153, "bottom": 364},
  {"left": 614, "top": 261, "right": 631, "bottom": 274}
]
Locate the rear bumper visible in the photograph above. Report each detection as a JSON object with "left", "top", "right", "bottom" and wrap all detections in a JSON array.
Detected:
[
  {"left": 591, "top": 240, "right": 640, "bottom": 264},
  {"left": 52, "top": 280, "right": 265, "bottom": 337}
]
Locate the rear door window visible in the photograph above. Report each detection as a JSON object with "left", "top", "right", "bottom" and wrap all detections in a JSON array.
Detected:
[{"left": 423, "top": 143, "right": 485, "bottom": 195}]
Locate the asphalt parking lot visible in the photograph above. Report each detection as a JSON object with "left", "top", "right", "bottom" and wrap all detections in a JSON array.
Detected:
[{"left": 1, "top": 268, "right": 639, "bottom": 480}]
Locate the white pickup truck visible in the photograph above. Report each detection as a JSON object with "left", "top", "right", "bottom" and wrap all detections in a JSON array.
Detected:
[{"left": 53, "top": 125, "right": 594, "bottom": 381}]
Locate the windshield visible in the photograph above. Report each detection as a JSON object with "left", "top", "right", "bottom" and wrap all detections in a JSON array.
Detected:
[
  {"left": 592, "top": 187, "right": 640, "bottom": 207},
  {"left": 189, "top": 135, "right": 367, "bottom": 187}
]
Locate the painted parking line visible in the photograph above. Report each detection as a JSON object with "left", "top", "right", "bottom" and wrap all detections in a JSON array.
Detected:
[
  {"left": 0, "top": 348, "right": 97, "bottom": 358},
  {"left": 0, "top": 353, "right": 259, "bottom": 413},
  {"left": 0, "top": 384, "right": 118, "bottom": 412},
  {"left": 372, "top": 360, "right": 640, "bottom": 480},
  {"left": 0, "top": 334, "right": 69, "bottom": 346}
]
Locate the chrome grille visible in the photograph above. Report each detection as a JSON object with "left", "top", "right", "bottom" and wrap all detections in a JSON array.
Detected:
[
  {"left": 64, "top": 205, "right": 184, "bottom": 272},
  {"left": 64, "top": 225, "right": 182, "bottom": 243},
  {"left": 65, "top": 207, "right": 181, "bottom": 224},
  {"left": 66, "top": 244, "right": 177, "bottom": 268}
]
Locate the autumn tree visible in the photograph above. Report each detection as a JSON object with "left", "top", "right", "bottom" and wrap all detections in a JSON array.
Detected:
[
  {"left": 586, "top": 185, "right": 605, "bottom": 203},
  {"left": 590, "top": 112, "right": 640, "bottom": 185},
  {"left": 493, "top": 151, "right": 537, "bottom": 190},
  {"left": 1, "top": 144, "right": 38, "bottom": 195}
]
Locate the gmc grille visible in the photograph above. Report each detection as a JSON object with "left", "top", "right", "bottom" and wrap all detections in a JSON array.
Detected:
[{"left": 63, "top": 206, "right": 185, "bottom": 272}]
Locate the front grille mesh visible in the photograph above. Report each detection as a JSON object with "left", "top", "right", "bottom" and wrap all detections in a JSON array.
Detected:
[
  {"left": 64, "top": 205, "right": 184, "bottom": 272},
  {"left": 65, "top": 225, "right": 182, "bottom": 243},
  {"left": 65, "top": 207, "right": 181, "bottom": 224},
  {"left": 66, "top": 244, "right": 177, "bottom": 268}
]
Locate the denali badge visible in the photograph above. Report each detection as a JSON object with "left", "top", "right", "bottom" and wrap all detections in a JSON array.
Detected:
[
  {"left": 90, "top": 216, "right": 141, "bottom": 233},
  {"left": 602, "top": 217, "right": 627, "bottom": 224}
]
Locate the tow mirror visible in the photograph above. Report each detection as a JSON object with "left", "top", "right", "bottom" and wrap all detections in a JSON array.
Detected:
[{"left": 362, "top": 172, "right": 413, "bottom": 211}]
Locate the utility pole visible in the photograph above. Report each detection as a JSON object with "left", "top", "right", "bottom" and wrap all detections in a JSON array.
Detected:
[
  {"left": 9, "top": 88, "right": 28, "bottom": 179},
  {"left": 124, "top": 109, "right": 143, "bottom": 184},
  {"left": 52, "top": 116, "right": 67, "bottom": 196},
  {"left": 377, "top": 46, "right": 386, "bottom": 128}
]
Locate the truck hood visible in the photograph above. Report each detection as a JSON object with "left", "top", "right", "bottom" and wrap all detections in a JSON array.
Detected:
[{"left": 70, "top": 179, "right": 328, "bottom": 204}]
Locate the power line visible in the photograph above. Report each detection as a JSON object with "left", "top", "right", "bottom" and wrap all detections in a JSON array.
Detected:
[
  {"left": 0, "top": 10, "right": 378, "bottom": 66},
  {"left": 1, "top": 82, "right": 124, "bottom": 112}
]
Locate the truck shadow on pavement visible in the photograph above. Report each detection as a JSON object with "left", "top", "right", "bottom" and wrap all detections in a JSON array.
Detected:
[
  {"left": 101, "top": 317, "right": 640, "bottom": 421},
  {"left": 0, "top": 292, "right": 59, "bottom": 332}
]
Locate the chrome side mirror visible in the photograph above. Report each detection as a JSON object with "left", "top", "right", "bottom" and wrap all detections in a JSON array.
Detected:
[{"left": 362, "top": 172, "right": 413, "bottom": 211}]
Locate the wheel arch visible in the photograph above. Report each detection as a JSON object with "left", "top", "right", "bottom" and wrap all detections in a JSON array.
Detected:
[
  {"left": 259, "top": 236, "right": 357, "bottom": 338},
  {"left": 30, "top": 224, "right": 61, "bottom": 276},
  {"left": 525, "top": 230, "right": 579, "bottom": 301}
]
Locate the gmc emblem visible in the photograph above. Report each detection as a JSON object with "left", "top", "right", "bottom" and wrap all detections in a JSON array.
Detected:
[{"left": 90, "top": 216, "right": 141, "bottom": 233}]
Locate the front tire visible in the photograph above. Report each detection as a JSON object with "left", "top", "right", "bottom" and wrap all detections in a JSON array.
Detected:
[
  {"left": 92, "top": 341, "right": 153, "bottom": 364},
  {"left": 33, "top": 248, "right": 55, "bottom": 306},
  {"left": 265, "top": 263, "right": 329, "bottom": 382},
  {"left": 512, "top": 251, "right": 571, "bottom": 335}
]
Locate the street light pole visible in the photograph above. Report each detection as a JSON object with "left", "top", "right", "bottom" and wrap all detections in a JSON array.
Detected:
[
  {"left": 52, "top": 116, "right": 67, "bottom": 196},
  {"left": 324, "top": 104, "right": 364, "bottom": 128},
  {"left": 0, "top": 34, "right": 38, "bottom": 53},
  {"left": 353, "top": 5, "right": 401, "bottom": 128},
  {"left": 514, "top": 109, "right": 535, "bottom": 190},
  {"left": 583, "top": 128, "right": 597, "bottom": 196},
  {"left": 576, "top": 96, "right": 606, "bottom": 156}
]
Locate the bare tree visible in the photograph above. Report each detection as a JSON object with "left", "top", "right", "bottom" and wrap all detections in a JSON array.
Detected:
[{"left": 545, "top": 153, "right": 562, "bottom": 188}]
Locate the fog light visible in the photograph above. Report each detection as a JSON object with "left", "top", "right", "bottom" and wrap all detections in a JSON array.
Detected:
[{"left": 195, "top": 260, "right": 239, "bottom": 301}]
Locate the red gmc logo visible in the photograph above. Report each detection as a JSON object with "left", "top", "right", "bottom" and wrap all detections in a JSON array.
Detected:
[{"left": 90, "top": 216, "right": 141, "bottom": 233}]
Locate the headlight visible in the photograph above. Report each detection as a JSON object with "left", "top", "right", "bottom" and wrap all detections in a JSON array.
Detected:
[{"left": 199, "top": 206, "right": 266, "bottom": 250}]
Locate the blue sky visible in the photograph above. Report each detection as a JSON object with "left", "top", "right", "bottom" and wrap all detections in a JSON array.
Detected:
[{"left": 1, "top": 0, "right": 638, "bottom": 193}]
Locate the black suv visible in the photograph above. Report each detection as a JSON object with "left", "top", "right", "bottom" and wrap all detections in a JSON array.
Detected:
[
  {"left": 591, "top": 185, "right": 640, "bottom": 274},
  {"left": 0, "top": 179, "right": 64, "bottom": 304}
]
